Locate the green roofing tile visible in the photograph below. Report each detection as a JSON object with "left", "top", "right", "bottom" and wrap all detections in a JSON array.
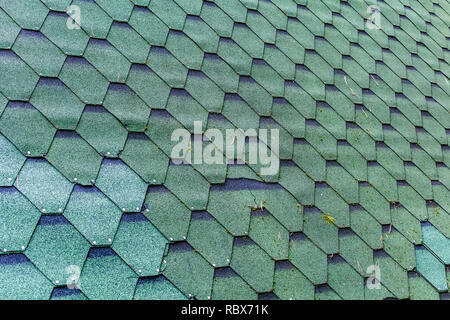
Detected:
[
  {"left": 325, "top": 86, "right": 355, "bottom": 121},
  {"left": 273, "top": 261, "right": 314, "bottom": 300},
  {"left": 376, "top": 142, "right": 405, "bottom": 180},
  {"left": 247, "top": 10, "right": 276, "bottom": 44},
  {"left": 248, "top": 210, "right": 289, "bottom": 260},
  {"left": 326, "top": 162, "right": 359, "bottom": 203},
  {"left": 207, "top": 185, "right": 253, "bottom": 236},
  {"left": 185, "top": 71, "right": 224, "bottom": 113},
  {"left": 126, "top": 64, "right": 170, "bottom": 109},
  {"left": 337, "top": 141, "right": 367, "bottom": 181},
  {"left": 251, "top": 59, "right": 284, "bottom": 97},
  {"left": 41, "top": 12, "right": 89, "bottom": 56},
  {"left": 120, "top": 133, "right": 169, "bottom": 184},
  {"left": 183, "top": 16, "right": 219, "bottom": 53},
  {"left": 84, "top": 39, "right": 131, "bottom": 83},
  {"left": 289, "top": 233, "right": 327, "bottom": 285},
  {"left": 25, "top": 216, "right": 90, "bottom": 285},
  {"left": 112, "top": 213, "right": 168, "bottom": 276},
  {"left": 0, "top": 188, "right": 41, "bottom": 253},
  {"left": 217, "top": 38, "right": 252, "bottom": 76},
  {"left": 59, "top": 57, "right": 109, "bottom": 104},
  {"left": 232, "top": 23, "right": 264, "bottom": 59},
  {"left": 404, "top": 163, "right": 433, "bottom": 200},
  {"left": 284, "top": 82, "right": 316, "bottom": 119},
  {"left": 80, "top": 248, "right": 138, "bottom": 300},
  {"left": 12, "top": 30, "right": 65, "bottom": 77},
  {"left": 200, "top": 2, "right": 234, "bottom": 37},
  {"left": 417, "top": 127, "right": 443, "bottom": 162},
  {"left": 315, "top": 285, "right": 341, "bottom": 300},
  {"left": 250, "top": 186, "right": 302, "bottom": 233},
  {"left": 350, "top": 206, "right": 383, "bottom": 249},
  {"left": 0, "top": 50, "right": 39, "bottom": 101},
  {"left": 50, "top": 288, "right": 88, "bottom": 300},
  {"left": 293, "top": 140, "right": 326, "bottom": 182},
  {"left": 259, "top": 0, "right": 288, "bottom": 28},
  {"left": 382, "top": 227, "right": 416, "bottom": 270},
  {"left": 0, "top": 133, "right": 26, "bottom": 187},
  {"left": 95, "top": 0, "right": 133, "bottom": 22},
  {"left": 46, "top": 131, "right": 102, "bottom": 186},
  {"left": 305, "top": 120, "right": 337, "bottom": 160},
  {"left": 0, "top": 0, "right": 448, "bottom": 300},
  {"left": 175, "top": 0, "right": 203, "bottom": 14},
  {"left": 393, "top": 100, "right": 421, "bottom": 135},
  {"left": 391, "top": 205, "right": 422, "bottom": 245},
  {"left": 416, "top": 246, "right": 448, "bottom": 292},
  {"left": 149, "top": 0, "right": 186, "bottom": 30},
  {"left": 298, "top": 5, "right": 324, "bottom": 36},
  {"left": 164, "top": 164, "right": 209, "bottom": 211},
  {"left": 0, "top": 8, "right": 20, "bottom": 49},
  {"left": 398, "top": 182, "right": 427, "bottom": 221},
  {"left": 303, "top": 207, "right": 338, "bottom": 254},
  {"left": 187, "top": 211, "right": 233, "bottom": 267},
  {"left": 263, "top": 44, "right": 296, "bottom": 81},
  {"left": 30, "top": 78, "right": 84, "bottom": 130},
  {"left": 338, "top": 229, "right": 374, "bottom": 277},
  {"left": 0, "top": 102, "right": 56, "bottom": 156},
  {"left": 422, "top": 222, "right": 450, "bottom": 265},
  {"left": 107, "top": 22, "right": 150, "bottom": 64},
  {"left": 77, "top": 106, "right": 128, "bottom": 156},
  {"left": 134, "top": 276, "right": 186, "bottom": 300},
  {"left": 304, "top": 53, "right": 334, "bottom": 85},
  {"left": 103, "top": 84, "right": 150, "bottom": 132},
  {"left": 64, "top": 186, "right": 123, "bottom": 245},
  {"left": 408, "top": 272, "right": 440, "bottom": 300},
  {"left": 359, "top": 183, "right": 391, "bottom": 225},
  {"left": 211, "top": 268, "right": 257, "bottom": 300},
  {"left": 315, "top": 37, "right": 342, "bottom": 70},
  {"left": 412, "top": 144, "right": 438, "bottom": 180},
  {"left": 324, "top": 25, "right": 350, "bottom": 55},
  {"left": 230, "top": 237, "right": 274, "bottom": 293},
  {"left": 367, "top": 162, "right": 398, "bottom": 202},
  {"left": 286, "top": 18, "right": 314, "bottom": 50},
  {"left": 95, "top": 159, "right": 147, "bottom": 213},
  {"left": 0, "top": 0, "right": 49, "bottom": 30},
  {"left": 164, "top": 35, "right": 203, "bottom": 73},
  {"left": 295, "top": 66, "right": 325, "bottom": 101},
  {"left": 315, "top": 183, "right": 349, "bottom": 228},
  {"left": 278, "top": 163, "right": 313, "bottom": 205},
  {"left": 272, "top": 99, "right": 305, "bottom": 139},
  {"left": 128, "top": 7, "right": 168, "bottom": 47},
  {"left": 147, "top": 47, "right": 188, "bottom": 88},
  {"left": 163, "top": 242, "right": 214, "bottom": 299},
  {"left": 213, "top": 0, "right": 247, "bottom": 23},
  {"left": 72, "top": 0, "right": 113, "bottom": 39},
  {"left": 144, "top": 186, "right": 191, "bottom": 241},
  {"left": 374, "top": 251, "right": 409, "bottom": 299},
  {"left": 17, "top": 159, "right": 73, "bottom": 214},
  {"left": 0, "top": 254, "right": 53, "bottom": 300},
  {"left": 328, "top": 257, "right": 364, "bottom": 300},
  {"left": 238, "top": 77, "right": 272, "bottom": 116},
  {"left": 202, "top": 54, "right": 239, "bottom": 93}
]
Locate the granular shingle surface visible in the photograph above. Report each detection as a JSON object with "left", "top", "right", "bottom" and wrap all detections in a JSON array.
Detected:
[{"left": 0, "top": 0, "right": 449, "bottom": 300}]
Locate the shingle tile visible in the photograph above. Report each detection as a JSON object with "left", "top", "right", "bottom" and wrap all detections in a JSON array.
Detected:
[
  {"left": 80, "top": 248, "right": 138, "bottom": 300},
  {"left": 64, "top": 186, "right": 123, "bottom": 245},
  {"left": 112, "top": 213, "right": 168, "bottom": 276}
]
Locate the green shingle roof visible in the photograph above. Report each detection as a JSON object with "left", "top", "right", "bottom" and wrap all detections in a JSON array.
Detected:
[{"left": 0, "top": 0, "right": 449, "bottom": 300}]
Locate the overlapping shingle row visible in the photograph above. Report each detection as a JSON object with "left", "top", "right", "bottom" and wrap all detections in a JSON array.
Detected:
[{"left": 0, "top": 0, "right": 449, "bottom": 300}]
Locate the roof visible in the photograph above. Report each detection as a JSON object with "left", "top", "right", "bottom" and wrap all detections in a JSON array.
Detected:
[{"left": 0, "top": 0, "right": 449, "bottom": 300}]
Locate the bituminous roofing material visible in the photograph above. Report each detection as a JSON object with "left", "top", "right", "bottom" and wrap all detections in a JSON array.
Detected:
[{"left": 0, "top": 0, "right": 449, "bottom": 300}]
